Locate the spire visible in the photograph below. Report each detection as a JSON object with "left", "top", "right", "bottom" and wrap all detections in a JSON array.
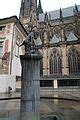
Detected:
[
  {"left": 49, "top": 13, "right": 51, "bottom": 20},
  {"left": 44, "top": 12, "right": 49, "bottom": 23},
  {"left": 60, "top": 8, "right": 63, "bottom": 22},
  {"left": 38, "top": 0, "right": 42, "bottom": 9},
  {"left": 37, "top": 0, "right": 43, "bottom": 17},
  {"left": 73, "top": 8, "right": 75, "bottom": 14},
  {"left": 73, "top": 4, "right": 78, "bottom": 16},
  {"left": 75, "top": 4, "right": 78, "bottom": 13}
]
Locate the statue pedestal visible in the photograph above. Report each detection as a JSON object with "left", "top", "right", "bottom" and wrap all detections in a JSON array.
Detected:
[{"left": 20, "top": 53, "right": 41, "bottom": 113}]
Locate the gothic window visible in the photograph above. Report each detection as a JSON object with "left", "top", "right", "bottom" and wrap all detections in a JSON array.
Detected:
[
  {"left": 53, "top": 26, "right": 61, "bottom": 38},
  {"left": 68, "top": 48, "right": 80, "bottom": 74},
  {"left": 49, "top": 49, "right": 62, "bottom": 75},
  {"left": 65, "top": 24, "right": 75, "bottom": 37}
]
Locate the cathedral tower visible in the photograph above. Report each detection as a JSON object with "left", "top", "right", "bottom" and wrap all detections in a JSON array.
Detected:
[
  {"left": 19, "top": 0, "right": 37, "bottom": 27},
  {"left": 19, "top": 0, "right": 43, "bottom": 30}
]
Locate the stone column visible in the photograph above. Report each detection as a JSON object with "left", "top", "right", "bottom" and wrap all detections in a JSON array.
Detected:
[
  {"left": 44, "top": 31, "right": 48, "bottom": 44},
  {"left": 61, "top": 28, "right": 65, "bottom": 42},
  {"left": 53, "top": 80, "right": 58, "bottom": 104},
  {"left": 20, "top": 53, "right": 41, "bottom": 113},
  {"left": 60, "top": 45, "right": 69, "bottom": 75},
  {"left": 43, "top": 47, "right": 49, "bottom": 75},
  {"left": 53, "top": 80, "right": 58, "bottom": 89}
]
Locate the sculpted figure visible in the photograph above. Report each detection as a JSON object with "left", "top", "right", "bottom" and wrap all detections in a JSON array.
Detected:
[{"left": 19, "top": 28, "right": 39, "bottom": 54}]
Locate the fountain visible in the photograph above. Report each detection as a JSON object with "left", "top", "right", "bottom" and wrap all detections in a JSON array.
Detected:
[{"left": 19, "top": 27, "right": 42, "bottom": 120}]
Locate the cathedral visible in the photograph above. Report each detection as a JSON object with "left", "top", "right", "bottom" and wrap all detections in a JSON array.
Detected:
[{"left": 19, "top": 0, "right": 80, "bottom": 88}]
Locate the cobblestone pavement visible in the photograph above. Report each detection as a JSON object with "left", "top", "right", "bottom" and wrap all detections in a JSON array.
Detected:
[{"left": 0, "top": 91, "right": 80, "bottom": 120}]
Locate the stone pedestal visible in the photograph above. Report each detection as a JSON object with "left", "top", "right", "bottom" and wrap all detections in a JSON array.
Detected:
[{"left": 20, "top": 53, "right": 41, "bottom": 113}]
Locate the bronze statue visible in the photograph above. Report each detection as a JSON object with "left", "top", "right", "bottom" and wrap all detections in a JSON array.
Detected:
[{"left": 19, "top": 28, "right": 39, "bottom": 54}]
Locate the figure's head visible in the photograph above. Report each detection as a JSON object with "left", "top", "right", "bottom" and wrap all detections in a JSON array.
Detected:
[{"left": 33, "top": 31, "right": 39, "bottom": 39}]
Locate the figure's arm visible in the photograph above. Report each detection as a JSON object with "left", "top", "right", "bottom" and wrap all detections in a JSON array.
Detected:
[{"left": 16, "top": 41, "right": 25, "bottom": 47}]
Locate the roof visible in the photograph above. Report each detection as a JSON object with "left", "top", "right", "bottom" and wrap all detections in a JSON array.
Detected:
[
  {"left": 39, "top": 5, "right": 80, "bottom": 22},
  {"left": 0, "top": 16, "right": 27, "bottom": 37}
]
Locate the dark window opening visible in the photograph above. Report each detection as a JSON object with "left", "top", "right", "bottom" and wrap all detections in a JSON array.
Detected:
[
  {"left": 0, "top": 26, "right": 6, "bottom": 31},
  {"left": 58, "top": 79, "right": 80, "bottom": 87},
  {"left": 40, "top": 80, "right": 53, "bottom": 87}
]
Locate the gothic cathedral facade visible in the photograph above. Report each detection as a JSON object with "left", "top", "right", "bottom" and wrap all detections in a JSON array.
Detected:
[{"left": 19, "top": 0, "right": 80, "bottom": 88}]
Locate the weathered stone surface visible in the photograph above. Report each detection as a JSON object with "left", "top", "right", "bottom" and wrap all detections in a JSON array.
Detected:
[{"left": 20, "top": 53, "right": 41, "bottom": 113}]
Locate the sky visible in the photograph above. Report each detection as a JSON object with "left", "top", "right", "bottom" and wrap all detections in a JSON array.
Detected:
[{"left": 0, "top": 0, "right": 80, "bottom": 19}]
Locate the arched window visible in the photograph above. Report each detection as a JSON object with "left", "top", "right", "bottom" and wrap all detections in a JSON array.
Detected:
[
  {"left": 53, "top": 26, "right": 61, "bottom": 38},
  {"left": 65, "top": 24, "right": 75, "bottom": 37},
  {"left": 68, "top": 48, "right": 80, "bottom": 74},
  {"left": 49, "top": 49, "right": 62, "bottom": 75}
]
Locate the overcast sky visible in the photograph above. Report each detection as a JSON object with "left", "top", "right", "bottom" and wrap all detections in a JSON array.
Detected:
[{"left": 0, "top": 0, "right": 80, "bottom": 19}]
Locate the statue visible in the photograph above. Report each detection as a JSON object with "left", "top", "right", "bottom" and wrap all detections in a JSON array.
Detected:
[
  {"left": 19, "top": 27, "right": 39, "bottom": 54},
  {"left": 20, "top": 28, "right": 42, "bottom": 114}
]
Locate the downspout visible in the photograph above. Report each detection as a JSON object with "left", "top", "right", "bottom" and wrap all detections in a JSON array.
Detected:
[{"left": 9, "top": 23, "right": 15, "bottom": 75}]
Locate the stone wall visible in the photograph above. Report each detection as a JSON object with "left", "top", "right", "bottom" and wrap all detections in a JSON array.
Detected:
[{"left": 0, "top": 75, "right": 16, "bottom": 93}]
